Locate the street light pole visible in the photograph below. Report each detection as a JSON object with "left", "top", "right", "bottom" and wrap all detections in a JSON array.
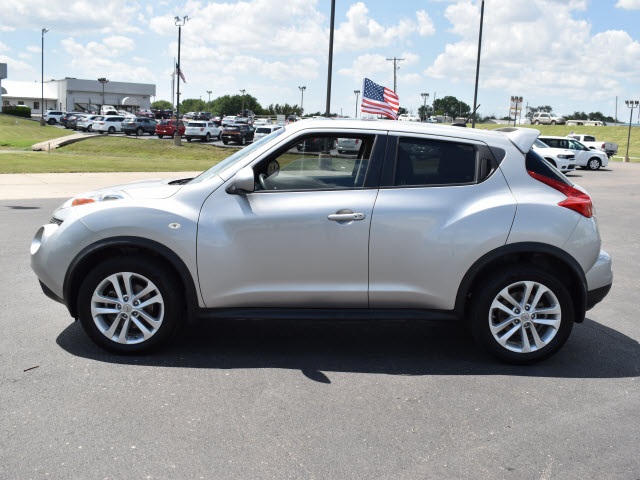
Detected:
[
  {"left": 174, "top": 15, "right": 189, "bottom": 146},
  {"left": 354, "top": 90, "right": 360, "bottom": 118},
  {"left": 421, "top": 92, "right": 429, "bottom": 121},
  {"left": 40, "top": 28, "right": 49, "bottom": 126},
  {"left": 98, "top": 77, "right": 109, "bottom": 111},
  {"left": 240, "top": 89, "right": 246, "bottom": 116},
  {"left": 298, "top": 86, "right": 306, "bottom": 116},
  {"left": 471, "top": 0, "right": 485, "bottom": 128},
  {"left": 325, "top": 0, "right": 335, "bottom": 117},
  {"left": 624, "top": 100, "right": 639, "bottom": 162},
  {"left": 206, "top": 90, "right": 212, "bottom": 102}
]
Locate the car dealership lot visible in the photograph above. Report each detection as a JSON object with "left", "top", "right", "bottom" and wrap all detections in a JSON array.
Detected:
[{"left": 0, "top": 164, "right": 638, "bottom": 478}]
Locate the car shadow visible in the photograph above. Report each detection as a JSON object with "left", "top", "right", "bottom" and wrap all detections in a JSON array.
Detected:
[{"left": 56, "top": 317, "right": 639, "bottom": 382}]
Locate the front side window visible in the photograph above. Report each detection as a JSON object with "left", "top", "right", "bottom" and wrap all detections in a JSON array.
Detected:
[
  {"left": 393, "top": 137, "right": 477, "bottom": 186},
  {"left": 254, "top": 133, "right": 376, "bottom": 192}
]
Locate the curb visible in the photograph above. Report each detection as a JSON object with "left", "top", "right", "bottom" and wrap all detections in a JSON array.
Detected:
[{"left": 32, "top": 132, "right": 100, "bottom": 152}]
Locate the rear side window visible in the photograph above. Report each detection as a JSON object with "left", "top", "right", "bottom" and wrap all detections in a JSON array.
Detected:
[
  {"left": 525, "top": 149, "right": 572, "bottom": 186},
  {"left": 393, "top": 138, "right": 477, "bottom": 186}
]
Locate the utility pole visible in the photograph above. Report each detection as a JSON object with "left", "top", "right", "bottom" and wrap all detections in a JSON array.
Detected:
[{"left": 386, "top": 57, "right": 405, "bottom": 93}]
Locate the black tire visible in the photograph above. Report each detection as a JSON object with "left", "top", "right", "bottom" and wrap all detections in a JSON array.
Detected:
[
  {"left": 551, "top": 120, "right": 556, "bottom": 125},
  {"left": 87, "top": 125, "right": 93, "bottom": 132},
  {"left": 222, "top": 139, "right": 229, "bottom": 145},
  {"left": 187, "top": 137, "right": 192, "bottom": 142},
  {"left": 108, "top": 126, "right": 116, "bottom": 134},
  {"left": 470, "top": 266, "right": 574, "bottom": 364},
  {"left": 240, "top": 136, "right": 246, "bottom": 146},
  {"left": 587, "top": 158, "right": 601, "bottom": 170},
  {"left": 157, "top": 134, "right": 163, "bottom": 139},
  {"left": 218, "top": 132, "right": 222, "bottom": 140},
  {"left": 77, "top": 257, "right": 182, "bottom": 354},
  {"left": 534, "top": 120, "right": 540, "bottom": 125},
  {"left": 204, "top": 133, "right": 210, "bottom": 142},
  {"left": 48, "top": 118, "right": 56, "bottom": 125},
  {"left": 136, "top": 127, "right": 144, "bottom": 136}
]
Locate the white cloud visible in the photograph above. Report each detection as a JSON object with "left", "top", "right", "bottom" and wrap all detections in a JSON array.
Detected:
[
  {"left": 425, "top": 0, "right": 640, "bottom": 107},
  {"left": 616, "top": 0, "right": 640, "bottom": 9},
  {"left": 338, "top": 54, "right": 390, "bottom": 81},
  {"left": 334, "top": 2, "right": 417, "bottom": 52},
  {"left": 416, "top": 10, "right": 435, "bottom": 36},
  {"left": 0, "top": 0, "right": 142, "bottom": 34}
]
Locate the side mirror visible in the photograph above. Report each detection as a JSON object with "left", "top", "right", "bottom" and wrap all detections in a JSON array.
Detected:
[{"left": 226, "top": 165, "right": 255, "bottom": 195}]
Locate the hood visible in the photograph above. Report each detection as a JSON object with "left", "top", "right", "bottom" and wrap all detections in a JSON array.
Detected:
[{"left": 52, "top": 176, "right": 193, "bottom": 221}]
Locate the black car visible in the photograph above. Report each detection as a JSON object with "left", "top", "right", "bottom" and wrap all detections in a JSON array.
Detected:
[
  {"left": 60, "top": 112, "right": 84, "bottom": 128},
  {"left": 122, "top": 117, "right": 158, "bottom": 136},
  {"left": 221, "top": 123, "right": 255, "bottom": 145}
]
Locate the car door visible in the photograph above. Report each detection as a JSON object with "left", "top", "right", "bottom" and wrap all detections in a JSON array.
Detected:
[
  {"left": 196, "top": 131, "right": 385, "bottom": 309},
  {"left": 369, "top": 134, "right": 517, "bottom": 310}
]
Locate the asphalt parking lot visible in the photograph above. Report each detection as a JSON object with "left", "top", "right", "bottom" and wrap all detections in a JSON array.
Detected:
[{"left": 0, "top": 163, "right": 638, "bottom": 479}]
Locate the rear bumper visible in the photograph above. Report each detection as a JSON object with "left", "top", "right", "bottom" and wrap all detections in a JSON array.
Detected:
[{"left": 585, "top": 249, "right": 613, "bottom": 310}]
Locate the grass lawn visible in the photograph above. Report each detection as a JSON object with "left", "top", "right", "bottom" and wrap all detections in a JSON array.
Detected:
[
  {"left": 0, "top": 114, "right": 76, "bottom": 149},
  {"left": 0, "top": 112, "right": 638, "bottom": 174}
]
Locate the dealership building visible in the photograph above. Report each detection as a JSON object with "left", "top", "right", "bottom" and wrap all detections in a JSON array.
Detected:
[{"left": 1, "top": 75, "right": 155, "bottom": 115}]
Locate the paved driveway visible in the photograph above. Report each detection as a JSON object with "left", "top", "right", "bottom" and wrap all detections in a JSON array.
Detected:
[{"left": 0, "top": 164, "right": 638, "bottom": 479}]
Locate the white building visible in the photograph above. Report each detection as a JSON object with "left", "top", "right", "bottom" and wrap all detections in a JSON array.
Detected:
[{"left": 2, "top": 77, "right": 155, "bottom": 115}]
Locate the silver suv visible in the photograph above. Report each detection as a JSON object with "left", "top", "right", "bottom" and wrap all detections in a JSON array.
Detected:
[
  {"left": 532, "top": 112, "right": 566, "bottom": 125},
  {"left": 30, "top": 121, "right": 612, "bottom": 363}
]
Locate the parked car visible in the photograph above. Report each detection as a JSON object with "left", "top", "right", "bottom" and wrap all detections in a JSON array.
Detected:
[
  {"left": 155, "top": 120, "right": 185, "bottom": 138},
  {"left": 538, "top": 136, "right": 609, "bottom": 170},
  {"left": 531, "top": 139, "right": 576, "bottom": 173},
  {"left": 296, "top": 136, "right": 336, "bottom": 152},
  {"left": 29, "top": 121, "right": 612, "bottom": 364},
  {"left": 221, "top": 123, "right": 255, "bottom": 145},
  {"left": 567, "top": 134, "right": 618, "bottom": 158},
  {"left": 184, "top": 121, "right": 221, "bottom": 142},
  {"left": 398, "top": 113, "right": 421, "bottom": 122},
  {"left": 65, "top": 114, "right": 86, "bottom": 130},
  {"left": 337, "top": 137, "right": 363, "bottom": 155},
  {"left": 92, "top": 116, "right": 126, "bottom": 134},
  {"left": 122, "top": 117, "right": 158, "bottom": 136},
  {"left": 76, "top": 115, "right": 103, "bottom": 132},
  {"left": 532, "top": 112, "right": 566, "bottom": 125},
  {"left": 253, "top": 125, "right": 282, "bottom": 141},
  {"left": 60, "top": 112, "right": 83, "bottom": 128},
  {"left": 43, "top": 110, "right": 65, "bottom": 125}
]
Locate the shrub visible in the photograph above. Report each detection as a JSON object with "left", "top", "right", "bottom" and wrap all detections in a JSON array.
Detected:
[{"left": 2, "top": 105, "right": 32, "bottom": 118}]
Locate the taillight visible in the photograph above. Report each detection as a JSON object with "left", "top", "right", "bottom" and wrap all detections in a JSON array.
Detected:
[{"left": 527, "top": 170, "right": 593, "bottom": 218}]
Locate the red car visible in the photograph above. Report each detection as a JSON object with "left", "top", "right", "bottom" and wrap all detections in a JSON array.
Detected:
[{"left": 155, "top": 120, "right": 185, "bottom": 138}]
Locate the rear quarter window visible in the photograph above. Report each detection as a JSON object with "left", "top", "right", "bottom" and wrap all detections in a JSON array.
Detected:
[{"left": 525, "top": 149, "right": 572, "bottom": 186}]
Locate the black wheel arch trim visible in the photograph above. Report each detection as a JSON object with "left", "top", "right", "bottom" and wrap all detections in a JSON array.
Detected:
[
  {"left": 63, "top": 236, "right": 199, "bottom": 320},
  {"left": 455, "top": 242, "right": 588, "bottom": 322}
]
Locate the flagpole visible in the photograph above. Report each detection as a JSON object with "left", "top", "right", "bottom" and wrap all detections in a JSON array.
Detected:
[{"left": 174, "top": 16, "right": 189, "bottom": 146}]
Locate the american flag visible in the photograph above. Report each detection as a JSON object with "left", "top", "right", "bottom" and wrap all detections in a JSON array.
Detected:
[
  {"left": 176, "top": 63, "right": 186, "bottom": 83},
  {"left": 361, "top": 78, "right": 399, "bottom": 120}
]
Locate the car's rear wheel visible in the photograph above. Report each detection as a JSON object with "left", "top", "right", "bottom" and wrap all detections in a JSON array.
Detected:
[
  {"left": 240, "top": 136, "right": 246, "bottom": 145},
  {"left": 157, "top": 134, "right": 163, "bottom": 138},
  {"left": 222, "top": 139, "right": 228, "bottom": 145},
  {"left": 204, "top": 133, "right": 210, "bottom": 142},
  {"left": 136, "top": 127, "right": 144, "bottom": 136},
  {"left": 77, "top": 257, "right": 182, "bottom": 354},
  {"left": 48, "top": 118, "right": 56, "bottom": 125},
  {"left": 471, "top": 266, "right": 574, "bottom": 364},
  {"left": 534, "top": 120, "right": 540, "bottom": 125},
  {"left": 587, "top": 158, "right": 601, "bottom": 170},
  {"left": 108, "top": 126, "right": 115, "bottom": 134}
]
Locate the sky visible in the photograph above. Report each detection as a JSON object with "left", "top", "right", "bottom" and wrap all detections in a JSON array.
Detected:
[{"left": 1, "top": 0, "right": 640, "bottom": 119}]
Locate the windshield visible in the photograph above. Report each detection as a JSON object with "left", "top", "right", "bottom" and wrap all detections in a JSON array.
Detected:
[{"left": 188, "top": 126, "right": 286, "bottom": 184}]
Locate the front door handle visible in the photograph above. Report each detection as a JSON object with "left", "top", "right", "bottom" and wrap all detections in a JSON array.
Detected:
[{"left": 327, "top": 210, "right": 366, "bottom": 222}]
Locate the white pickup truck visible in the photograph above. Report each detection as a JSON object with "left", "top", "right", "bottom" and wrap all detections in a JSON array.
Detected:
[{"left": 567, "top": 134, "right": 618, "bottom": 158}]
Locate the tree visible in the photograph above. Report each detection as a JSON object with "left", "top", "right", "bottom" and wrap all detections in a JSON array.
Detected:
[
  {"left": 210, "top": 94, "right": 264, "bottom": 116},
  {"left": 151, "top": 100, "right": 173, "bottom": 110},
  {"left": 568, "top": 111, "right": 588, "bottom": 120},
  {"left": 397, "top": 107, "right": 408, "bottom": 116},
  {"left": 418, "top": 105, "right": 433, "bottom": 120},
  {"left": 433, "top": 96, "right": 470, "bottom": 119}
]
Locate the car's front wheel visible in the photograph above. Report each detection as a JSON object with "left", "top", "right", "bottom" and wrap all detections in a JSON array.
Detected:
[
  {"left": 471, "top": 266, "right": 574, "bottom": 364},
  {"left": 587, "top": 158, "right": 602, "bottom": 170},
  {"left": 48, "top": 118, "right": 56, "bottom": 125},
  {"left": 136, "top": 127, "right": 144, "bottom": 136},
  {"left": 77, "top": 258, "right": 182, "bottom": 354},
  {"left": 108, "top": 126, "right": 116, "bottom": 134}
]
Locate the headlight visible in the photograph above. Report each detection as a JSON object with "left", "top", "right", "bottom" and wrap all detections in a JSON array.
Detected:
[
  {"left": 61, "top": 192, "right": 126, "bottom": 208},
  {"left": 557, "top": 154, "right": 569, "bottom": 159}
]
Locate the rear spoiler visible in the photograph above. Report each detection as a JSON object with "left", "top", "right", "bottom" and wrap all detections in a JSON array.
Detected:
[{"left": 495, "top": 127, "right": 539, "bottom": 154}]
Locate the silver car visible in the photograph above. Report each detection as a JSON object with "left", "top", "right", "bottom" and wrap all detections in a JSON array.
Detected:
[{"left": 30, "top": 120, "right": 612, "bottom": 363}]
